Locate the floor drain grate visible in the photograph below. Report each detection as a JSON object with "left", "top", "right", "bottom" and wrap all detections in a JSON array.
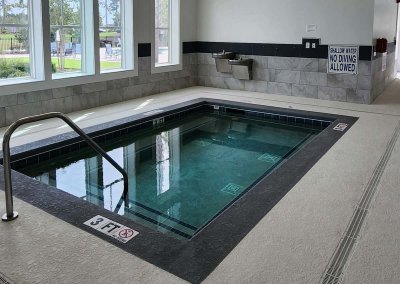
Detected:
[{"left": 321, "top": 120, "right": 400, "bottom": 284}]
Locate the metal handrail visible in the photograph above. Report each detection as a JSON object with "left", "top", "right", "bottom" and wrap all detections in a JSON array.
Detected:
[{"left": 1, "top": 112, "right": 129, "bottom": 222}]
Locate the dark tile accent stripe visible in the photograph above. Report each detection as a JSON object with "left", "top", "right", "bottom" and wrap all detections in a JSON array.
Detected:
[
  {"left": 359, "top": 45, "right": 373, "bottom": 61},
  {"left": 141, "top": 42, "right": 374, "bottom": 60},
  {"left": 138, "top": 43, "right": 151, "bottom": 57},
  {"left": 184, "top": 41, "right": 374, "bottom": 61},
  {"left": 182, "top": 41, "right": 197, "bottom": 53}
]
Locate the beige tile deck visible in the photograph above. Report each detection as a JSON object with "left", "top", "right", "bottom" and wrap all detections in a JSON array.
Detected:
[{"left": 1, "top": 81, "right": 400, "bottom": 283}]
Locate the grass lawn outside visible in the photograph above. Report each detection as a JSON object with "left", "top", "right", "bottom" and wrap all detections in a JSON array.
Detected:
[
  {"left": 1, "top": 57, "right": 121, "bottom": 71},
  {"left": 99, "top": 32, "right": 118, "bottom": 38},
  {"left": 0, "top": 33, "right": 15, "bottom": 39}
]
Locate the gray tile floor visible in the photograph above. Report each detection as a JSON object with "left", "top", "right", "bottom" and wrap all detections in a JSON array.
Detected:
[{"left": 1, "top": 82, "right": 400, "bottom": 283}]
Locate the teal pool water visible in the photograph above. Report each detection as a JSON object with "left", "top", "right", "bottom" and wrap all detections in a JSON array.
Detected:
[{"left": 19, "top": 111, "right": 321, "bottom": 238}]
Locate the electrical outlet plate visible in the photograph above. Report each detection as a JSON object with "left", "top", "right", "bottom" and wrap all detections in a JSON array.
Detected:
[{"left": 302, "top": 38, "right": 321, "bottom": 49}]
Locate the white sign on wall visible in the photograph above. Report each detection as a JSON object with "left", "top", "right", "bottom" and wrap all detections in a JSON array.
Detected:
[{"left": 328, "top": 45, "right": 359, "bottom": 75}]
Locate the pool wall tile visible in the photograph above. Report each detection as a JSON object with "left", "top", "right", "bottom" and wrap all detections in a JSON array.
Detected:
[
  {"left": 5, "top": 102, "right": 43, "bottom": 126},
  {"left": 224, "top": 78, "right": 245, "bottom": 90},
  {"left": 275, "top": 70, "right": 301, "bottom": 84},
  {"left": 159, "top": 80, "right": 177, "bottom": 93},
  {"left": 244, "top": 80, "right": 269, "bottom": 93},
  {"left": 52, "top": 86, "right": 79, "bottom": 99},
  {"left": 98, "top": 89, "right": 124, "bottom": 106},
  {"left": 299, "top": 72, "right": 327, "bottom": 86},
  {"left": 318, "top": 86, "right": 347, "bottom": 102},
  {"left": 42, "top": 97, "right": 73, "bottom": 114},
  {"left": 358, "top": 61, "right": 372, "bottom": 76},
  {"left": 0, "top": 107, "right": 5, "bottom": 126},
  {"left": 17, "top": 90, "right": 53, "bottom": 105},
  {"left": 292, "top": 84, "right": 318, "bottom": 99},
  {"left": 327, "top": 74, "right": 358, "bottom": 89},
  {"left": 0, "top": 94, "right": 18, "bottom": 107},
  {"left": 348, "top": 90, "right": 371, "bottom": 104},
  {"left": 318, "top": 59, "right": 328, "bottom": 73},
  {"left": 268, "top": 57, "right": 319, "bottom": 71},
  {"left": 252, "top": 67, "right": 270, "bottom": 81},
  {"left": 357, "top": 75, "right": 372, "bottom": 91},
  {"left": 196, "top": 55, "right": 380, "bottom": 105},
  {"left": 71, "top": 93, "right": 100, "bottom": 112},
  {"left": 122, "top": 85, "right": 143, "bottom": 101},
  {"left": 0, "top": 51, "right": 197, "bottom": 128},
  {"left": 268, "top": 82, "right": 292, "bottom": 96},
  {"left": 106, "top": 78, "right": 130, "bottom": 90},
  {"left": 81, "top": 81, "right": 108, "bottom": 94},
  {"left": 371, "top": 51, "right": 396, "bottom": 102}
]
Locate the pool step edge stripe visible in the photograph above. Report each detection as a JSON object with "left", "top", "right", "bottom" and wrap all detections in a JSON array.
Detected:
[{"left": 320, "top": 120, "right": 400, "bottom": 284}]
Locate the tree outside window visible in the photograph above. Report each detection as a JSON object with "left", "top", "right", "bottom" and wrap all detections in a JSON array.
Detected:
[
  {"left": 155, "top": 0, "right": 170, "bottom": 65},
  {"left": 99, "top": 0, "right": 122, "bottom": 71},
  {"left": 0, "top": 0, "right": 30, "bottom": 79},
  {"left": 49, "top": 0, "right": 82, "bottom": 74}
]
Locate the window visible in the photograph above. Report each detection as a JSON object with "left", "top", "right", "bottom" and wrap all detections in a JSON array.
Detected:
[
  {"left": 155, "top": 0, "right": 169, "bottom": 65},
  {"left": 49, "top": 0, "right": 82, "bottom": 74},
  {"left": 98, "top": 0, "right": 134, "bottom": 73},
  {"left": 153, "top": 0, "right": 180, "bottom": 72},
  {"left": 99, "top": 0, "right": 122, "bottom": 71},
  {"left": 0, "top": 0, "right": 135, "bottom": 91},
  {"left": 0, "top": 0, "right": 31, "bottom": 79}
]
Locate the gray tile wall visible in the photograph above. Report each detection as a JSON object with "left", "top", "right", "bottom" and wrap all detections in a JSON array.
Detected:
[
  {"left": 1, "top": 51, "right": 395, "bottom": 128},
  {"left": 197, "top": 53, "right": 383, "bottom": 104},
  {"left": 0, "top": 54, "right": 198, "bottom": 127},
  {"left": 371, "top": 52, "right": 396, "bottom": 102}
]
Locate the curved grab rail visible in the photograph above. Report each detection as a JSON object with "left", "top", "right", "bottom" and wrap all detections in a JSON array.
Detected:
[{"left": 1, "top": 112, "right": 129, "bottom": 221}]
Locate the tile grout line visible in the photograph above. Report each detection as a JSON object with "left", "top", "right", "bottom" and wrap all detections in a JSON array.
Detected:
[
  {"left": 0, "top": 270, "right": 14, "bottom": 284},
  {"left": 320, "top": 119, "right": 400, "bottom": 284}
]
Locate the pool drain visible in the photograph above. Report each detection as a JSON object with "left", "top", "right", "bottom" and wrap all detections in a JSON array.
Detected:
[
  {"left": 321, "top": 120, "right": 400, "bottom": 284},
  {"left": 221, "top": 183, "right": 243, "bottom": 195}
]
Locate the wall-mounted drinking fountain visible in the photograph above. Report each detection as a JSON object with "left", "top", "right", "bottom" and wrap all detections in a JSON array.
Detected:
[
  {"left": 212, "top": 50, "right": 237, "bottom": 73},
  {"left": 228, "top": 58, "right": 253, "bottom": 80}
]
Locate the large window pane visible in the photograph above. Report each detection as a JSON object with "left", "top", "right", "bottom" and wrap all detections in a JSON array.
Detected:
[
  {"left": 49, "top": 0, "right": 82, "bottom": 74},
  {"left": 155, "top": 0, "right": 170, "bottom": 65},
  {"left": 0, "top": 0, "right": 30, "bottom": 79},
  {"left": 99, "top": 0, "right": 122, "bottom": 71}
]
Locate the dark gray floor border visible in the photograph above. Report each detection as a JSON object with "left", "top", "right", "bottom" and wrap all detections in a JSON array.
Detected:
[{"left": 0, "top": 99, "right": 358, "bottom": 283}]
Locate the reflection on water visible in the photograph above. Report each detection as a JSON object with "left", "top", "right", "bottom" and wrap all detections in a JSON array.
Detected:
[{"left": 23, "top": 113, "right": 319, "bottom": 238}]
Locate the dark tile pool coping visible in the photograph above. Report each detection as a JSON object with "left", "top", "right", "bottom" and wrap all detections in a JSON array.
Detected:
[{"left": 0, "top": 99, "right": 358, "bottom": 283}]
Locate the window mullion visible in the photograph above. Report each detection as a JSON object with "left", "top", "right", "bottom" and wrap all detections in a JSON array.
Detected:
[
  {"left": 34, "top": 0, "right": 48, "bottom": 80},
  {"left": 92, "top": 0, "right": 100, "bottom": 75}
]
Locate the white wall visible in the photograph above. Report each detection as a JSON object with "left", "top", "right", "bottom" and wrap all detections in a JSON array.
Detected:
[
  {"left": 136, "top": 0, "right": 197, "bottom": 43},
  {"left": 181, "top": 0, "right": 198, "bottom": 41},
  {"left": 197, "top": 0, "right": 375, "bottom": 45},
  {"left": 373, "top": 0, "right": 398, "bottom": 41}
]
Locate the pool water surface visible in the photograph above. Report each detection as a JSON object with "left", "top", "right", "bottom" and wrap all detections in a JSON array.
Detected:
[{"left": 18, "top": 110, "right": 321, "bottom": 238}]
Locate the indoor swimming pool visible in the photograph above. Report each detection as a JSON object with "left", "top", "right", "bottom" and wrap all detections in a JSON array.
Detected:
[
  {"left": 2, "top": 99, "right": 356, "bottom": 282},
  {"left": 18, "top": 108, "right": 321, "bottom": 238}
]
